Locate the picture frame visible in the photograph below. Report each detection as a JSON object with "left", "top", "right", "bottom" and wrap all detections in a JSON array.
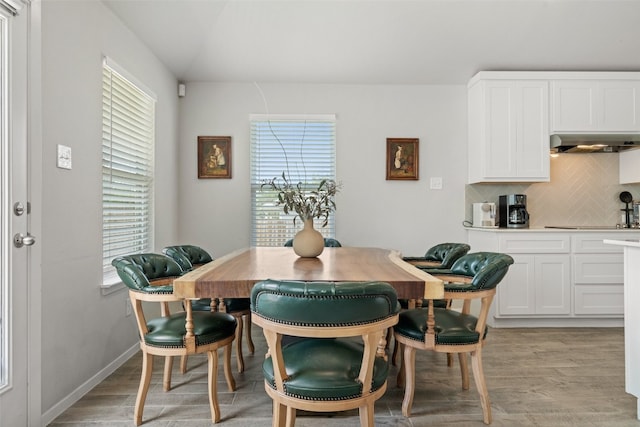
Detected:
[
  {"left": 386, "top": 138, "right": 419, "bottom": 180},
  {"left": 198, "top": 136, "right": 232, "bottom": 179}
]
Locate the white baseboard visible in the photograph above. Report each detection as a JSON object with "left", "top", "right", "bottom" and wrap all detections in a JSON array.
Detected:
[
  {"left": 489, "top": 317, "right": 623, "bottom": 328},
  {"left": 41, "top": 343, "right": 139, "bottom": 426}
]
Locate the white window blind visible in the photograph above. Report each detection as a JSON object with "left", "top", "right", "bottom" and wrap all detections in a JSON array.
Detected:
[
  {"left": 102, "top": 60, "right": 155, "bottom": 284},
  {"left": 250, "top": 115, "right": 336, "bottom": 247}
]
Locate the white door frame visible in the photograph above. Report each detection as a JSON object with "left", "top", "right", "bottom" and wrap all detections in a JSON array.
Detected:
[
  {"left": 0, "top": 0, "right": 42, "bottom": 425},
  {"left": 27, "top": 0, "right": 42, "bottom": 425}
]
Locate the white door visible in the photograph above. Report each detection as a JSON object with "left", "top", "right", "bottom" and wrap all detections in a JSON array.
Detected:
[{"left": 0, "top": 3, "right": 34, "bottom": 426}]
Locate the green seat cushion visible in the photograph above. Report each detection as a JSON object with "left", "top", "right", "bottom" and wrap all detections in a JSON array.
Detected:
[
  {"left": 394, "top": 307, "right": 486, "bottom": 345},
  {"left": 263, "top": 338, "right": 389, "bottom": 400},
  {"left": 191, "top": 298, "right": 251, "bottom": 313},
  {"left": 145, "top": 311, "right": 236, "bottom": 348},
  {"left": 191, "top": 298, "right": 215, "bottom": 311}
]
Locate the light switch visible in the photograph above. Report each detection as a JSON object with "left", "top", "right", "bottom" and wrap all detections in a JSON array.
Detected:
[
  {"left": 430, "top": 177, "right": 443, "bottom": 190},
  {"left": 57, "top": 144, "right": 72, "bottom": 170}
]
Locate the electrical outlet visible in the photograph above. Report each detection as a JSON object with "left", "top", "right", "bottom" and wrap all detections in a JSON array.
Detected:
[{"left": 125, "top": 298, "right": 132, "bottom": 317}]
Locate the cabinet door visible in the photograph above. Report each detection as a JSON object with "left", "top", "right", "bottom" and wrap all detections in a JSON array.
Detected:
[
  {"left": 497, "top": 254, "right": 536, "bottom": 315},
  {"left": 552, "top": 80, "right": 640, "bottom": 132},
  {"left": 482, "top": 82, "right": 517, "bottom": 178},
  {"left": 620, "top": 149, "right": 640, "bottom": 184},
  {"left": 600, "top": 81, "right": 640, "bottom": 131},
  {"left": 478, "top": 81, "right": 549, "bottom": 181},
  {"left": 517, "top": 82, "right": 550, "bottom": 179},
  {"left": 535, "top": 255, "right": 571, "bottom": 315},
  {"left": 551, "top": 80, "right": 597, "bottom": 132},
  {"left": 574, "top": 253, "right": 624, "bottom": 315}
]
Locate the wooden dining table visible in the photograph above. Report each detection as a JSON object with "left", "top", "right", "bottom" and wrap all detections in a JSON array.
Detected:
[
  {"left": 172, "top": 246, "right": 443, "bottom": 358},
  {"left": 172, "top": 246, "right": 444, "bottom": 301}
]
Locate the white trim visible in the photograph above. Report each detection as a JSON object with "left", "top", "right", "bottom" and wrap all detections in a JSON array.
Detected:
[
  {"left": 100, "top": 280, "right": 125, "bottom": 296},
  {"left": 250, "top": 113, "right": 335, "bottom": 122},
  {"left": 40, "top": 344, "right": 139, "bottom": 426},
  {"left": 0, "top": 11, "right": 8, "bottom": 395},
  {"left": 0, "top": 0, "right": 22, "bottom": 16},
  {"left": 102, "top": 56, "right": 157, "bottom": 101},
  {"left": 26, "top": 0, "right": 43, "bottom": 424}
]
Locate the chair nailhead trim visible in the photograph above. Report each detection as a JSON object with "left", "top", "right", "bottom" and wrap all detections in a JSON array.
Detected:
[
  {"left": 254, "top": 292, "right": 396, "bottom": 327},
  {"left": 395, "top": 331, "right": 477, "bottom": 345},
  {"left": 265, "top": 381, "right": 373, "bottom": 401}
]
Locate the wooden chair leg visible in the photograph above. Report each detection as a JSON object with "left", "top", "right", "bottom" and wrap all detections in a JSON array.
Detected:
[
  {"left": 396, "top": 342, "right": 405, "bottom": 388},
  {"left": 246, "top": 312, "right": 255, "bottom": 354},
  {"left": 359, "top": 402, "right": 375, "bottom": 427},
  {"left": 447, "top": 353, "right": 454, "bottom": 367},
  {"left": 471, "top": 348, "right": 492, "bottom": 425},
  {"left": 206, "top": 350, "right": 221, "bottom": 423},
  {"left": 180, "top": 355, "right": 188, "bottom": 374},
  {"left": 459, "top": 352, "right": 470, "bottom": 390},
  {"left": 163, "top": 356, "right": 173, "bottom": 391},
  {"left": 400, "top": 345, "right": 417, "bottom": 417},
  {"left": 285, "top": 405, "right": 296, "bottom": 427},
  {"left": 235, "top": 315, "right": 245, "bottom": 373},
  {"left": 273, "top": 401, "right": 286, "bottom": 427},
  {"left": 223, "top": 343, "right": 236, "bottom": 392},
  {"left": 391, "top": 334, "right": 399, "bottom": 366},
  {"left": 134, "top": 352, "right": 153, "bottom": 426}
]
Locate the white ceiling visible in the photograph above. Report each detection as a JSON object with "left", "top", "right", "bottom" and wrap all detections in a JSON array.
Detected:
[{"left": 102, "top": 0, "right": 640, "bottom": 85}]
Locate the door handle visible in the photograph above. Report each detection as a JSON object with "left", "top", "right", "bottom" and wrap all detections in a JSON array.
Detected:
[{"left": 14, "top": 232, "right": 36, "bottom": 248}]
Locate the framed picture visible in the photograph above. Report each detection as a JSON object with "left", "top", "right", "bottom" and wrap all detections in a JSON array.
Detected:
[
  {"left": 198, "top": 136, "right": 232, "bottom": 179},
  {"left": 386, "top": 138, "right": 419, "bottom": 180}
]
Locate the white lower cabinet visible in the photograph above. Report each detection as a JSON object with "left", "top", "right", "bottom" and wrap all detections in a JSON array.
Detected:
[
  {"left": 572, "top": 235, "right": 626, "bottom": 316},
  {"left": 496, "top": 234, "right": 571, "bottom": 317},
  {"left": 467, "top": 230, "right": 636, "bottom": 327},
  {"left": 498, "top": 254, "right": 571, "bottom": 315}
]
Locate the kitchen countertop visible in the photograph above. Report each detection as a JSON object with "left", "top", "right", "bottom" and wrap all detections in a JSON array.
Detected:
[
  {"left": 465, "top": 226, "right": 640, "bottom": 232},
  {"left": 604, "top": 239, "right": 640, "bottom": 247}
]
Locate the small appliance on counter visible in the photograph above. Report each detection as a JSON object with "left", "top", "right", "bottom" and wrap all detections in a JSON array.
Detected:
[
  {"left": 499, "top": 194, "right": 529, "bottom": 228},
  {"left": 472, "top": 202, "right": 497, "bottom": 228}
]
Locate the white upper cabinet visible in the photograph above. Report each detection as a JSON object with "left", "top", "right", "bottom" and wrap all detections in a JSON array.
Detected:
[
  {"left": 620, "top": 148, "right": 640, "bottom": 184},
  {"left": 468, "top": 78, "right": 550, "bottom": 183},
  {"left": 552, "top": 79, "right": 640, "bottom": 132}
]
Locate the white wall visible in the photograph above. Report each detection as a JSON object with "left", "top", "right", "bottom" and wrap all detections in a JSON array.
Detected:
[
  {"left": 178, "top": 82, "right": 469, "bottom": 257},
  {"left": 40, "top": 1, "right": 179, "bottom": 417}
]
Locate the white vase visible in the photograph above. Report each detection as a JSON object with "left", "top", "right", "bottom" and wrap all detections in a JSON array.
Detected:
[{"left": 293, "top": 218, "right": 324, "bottom": 257}]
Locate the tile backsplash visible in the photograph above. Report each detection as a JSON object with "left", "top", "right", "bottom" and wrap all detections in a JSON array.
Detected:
[{"left": 465, "top": 153, "right": 640, "bottom": 227}]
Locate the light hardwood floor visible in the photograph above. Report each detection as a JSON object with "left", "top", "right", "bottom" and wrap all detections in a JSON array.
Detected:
[{"left": 49, "top": 327, "right": 640, "bottom": 426}]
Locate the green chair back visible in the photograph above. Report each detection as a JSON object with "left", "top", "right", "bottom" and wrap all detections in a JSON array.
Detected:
[
  {"left": 111, "top": 253, "right": 183, "bottom": 293},
  {"left": 162, "top": 245, "right": 213, "bottom": 271}
]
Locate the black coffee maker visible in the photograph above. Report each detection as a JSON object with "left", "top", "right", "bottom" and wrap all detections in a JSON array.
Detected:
[{"left": 499, "top": 194, "right": 529, "bottom": 228}]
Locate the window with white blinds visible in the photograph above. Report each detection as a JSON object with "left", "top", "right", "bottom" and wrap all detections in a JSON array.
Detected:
[
  {"left": 102, "top": 60, "right": 155, "bottom": 284},
  {"left": 250, "top": 115, "right": 336, "bottom": 247}
]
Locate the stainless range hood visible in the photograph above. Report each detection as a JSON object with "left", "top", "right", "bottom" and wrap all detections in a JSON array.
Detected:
[{"left": 551, "top": 134, "right": 640, "bottom": 153}]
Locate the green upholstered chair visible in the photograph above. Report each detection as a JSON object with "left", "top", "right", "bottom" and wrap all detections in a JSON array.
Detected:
[
  {"left": 283, "top": 237, "right": 342, "bottom": 247},
  {"left": 251, "top": 279, "right": 400, "bottom": 427},
  {"left": 393, "top": 243, "right": 471, "bottom": 365},
  {"left": 403, "top": 242, "right": 471, "bottom": 274},
  {"left": 162, "top": 244, "right": 255, "bottom": 373},
  {"left": 394, "top": 252, "right": 514, "bottom": 425},
  {"left": 401, "top": 242, "right": 470, "bottom": 307},
  {"left": 112, "top": 253, "right": 237, "bottom": 425}
]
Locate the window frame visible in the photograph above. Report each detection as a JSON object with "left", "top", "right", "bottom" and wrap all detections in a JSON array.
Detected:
[
  {"left": 101, "top": 57, "right": 156, "bottom": 287},
  {"left": 250, "top": 114, "right": 337, "bottom": 247}
]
